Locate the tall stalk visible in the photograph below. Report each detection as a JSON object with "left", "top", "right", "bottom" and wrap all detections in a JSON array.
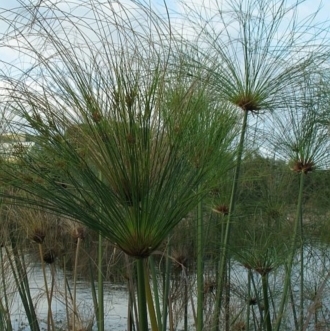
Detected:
[
  {"left": 275, "top": 172, "right": 305, "bottom": 331},
  {"left": 289, "top": 277, "right": 298, "bottom": 331},
  {"left": 144, "top": 262, "right": 158, "bottom": 331},
  {"left": 126, "top": 255, "right": 137, "bottom": 331},
  {"left": 0, "top": 247, "right": 12, "bottom": 331},
  {"left": 97, "top": 171, "right": 104, "bottom": 331},
  {"left": 251, "top": 272, "right": 263, "bottom": 328},
  {"left": 136, "top": 258, "right": 149, "bottom": 331},
  {"left": 38, "top": 244, "right": 55, "bottom": 331},
  {"left": 149, "top": 256, "right": 162, "bottom": 330},
  {"left": 246, "top": 269, "right": 252, "bottom": 331},
  {"left": 212, "top": 110, "right": 248, "bottom": 330},
  {"left": 197, "top": 185, "right": 204, "bottom": 331},
  {"left": 97, "top": 233, "right": 104, "bottom": 331},
  {"left": 225, "top": 260, "right": 230, "bottom": 331},
  {"left": 162, "top": 240, "right": 172, "bottom": 331},
  {"left": 86, "top": 240, "right": 99, "bottom": 331},
  {"left": 261, "top": 274, "right": 272, "bottom": 331},
  {"left": 5, "top": 243, "right": 40, "bottom": 331},
  {"left": 63, "top": 255, "right": 70, "bottom": 331},
  {"left": 299, "top": 211, "right": 304, "bottom": 331},
  {"left": 72, "top": 236, "right": 82, "bottom": 331},
  {"left": 184, "top": 270, "right": 188, "bottom": 331}
]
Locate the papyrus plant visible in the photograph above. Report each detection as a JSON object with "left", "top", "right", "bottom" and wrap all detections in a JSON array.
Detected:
[
  {"left": 232, "top": 213, "right": 290, "bottom": 331},
  {"left": 176, "top": 1, "right": 330, "bottom": 329},
  {"left": 0, "top": 1, "right": 237, "bottom": 329},
  {"left": 270, "top": 79, "right": 330, "bottom": 331}
]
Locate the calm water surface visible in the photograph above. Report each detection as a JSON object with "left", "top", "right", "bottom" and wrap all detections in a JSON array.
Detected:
[{"left": 9, "top": 265, "right": 131, "bottom": 331}]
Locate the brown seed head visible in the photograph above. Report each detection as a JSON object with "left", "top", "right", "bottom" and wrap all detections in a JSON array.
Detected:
[
  {"left": 72, "top": 227, "right": 86, "bottom": 242},
  {"left": 92, "top": 111, "right": 102, "bottom": 123},
  {"left": 212, "top": 204, "right": 229, "bottom": 216},
  {"left": 255, "top": 266, "right": 273, "bottom": 276},
  {"left": 292, "top": 160, "right": 314, "bottom": 174},
  {"left": 248, "top": 298, "right": 258, "bottom": 306},
  {"left": 232, "top": 94, "right": 261, "bottom": 113},
  {"left": 204, "top": 280, "right": 217, "bottom": 294},
  {"left": 32, "top": 228, "right": 46, "bottom": 244},
  {"left": 43, "top": 249, "right": 56, "bottom": 264}
]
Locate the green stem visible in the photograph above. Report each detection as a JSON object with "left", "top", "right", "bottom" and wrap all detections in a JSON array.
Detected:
[
  {"left": 136, "top": 258, "right": 148, "bottom": 331},
  {"left": 250, "top": 271, "right": 263, "bottom": 327},
  {"left": 262, "top": 274, "right": 272, "bottom": 331},
  {"left": 49, "top": 264, "right": 56, "bottom": 328},
  {"left": 97, "top": 171, "right": 104, "bottom": 331},
  {"left": 299, "top": 211, "right": 304, "bottom": 331},
  {"left": 0, "top": 248, "right": 12, "bottom": 331},
  {"left": 225, "top": 260, "right": 231, "bottom": 331},
  {"left": 275, "top": 172, "right": 305, "bottom": 331},
  {"left": 169, "top": 294, "right": 174, "bottom": 331},
  {"left": 149, "top": 256, "right": 162, "bottom": 329},
  {"left": 184, "top": 273, "right": 188, "bottom": 331},
  {"left": 63, "top": 256, "right": 70, "bottom": 331},
  {"left": 125, "top": 255, "right": 136, "bottom": 331},
  {"left": 246, "top": 269, "right": 251, "bottom": 331},
  {"left": 144, "top": 260, "right": 158, "bottom": 331},
  {"left": 197, "top": 187, "right": 203, "bottom": 331},
  {"left": 38, "top": 244, "right": 55, "bottom": 331},
  {"left": 98, "top": 233, "right": 104, "bottom": 331},
  {"left": 0, "top": 299, "right": 5, "bottom": 331},
  {"left": 212, "top": 110, "right": 248, "bottom": 331},
  {"left": 162, "top": 240, "right": 172, "bottom": 331},
  {"left": 73, "top": 237, "right": 81, "bottom": 331},
  {"left": 289, "top": 277, "right": 298, "bottom": 331},
  {"left": 87, "top": 242, "right": 99, "bottom": 330},
  {"left": 127, "top": 284, "right": 133, "bottom": 331},
  {"left": 314, "top": 285, "right": 318, "bottom": 329},
  {"left": 268, "top": 280, "right": 276, "bottom": 322},
  {"left": 8, "top": 239, "right": 40, "bottom": 331}
]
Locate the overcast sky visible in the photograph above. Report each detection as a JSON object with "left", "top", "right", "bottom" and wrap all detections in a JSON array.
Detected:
[
  {"left": 0, "top": 0, "right": 329, "bottom": 74},
  {"left": 0, "top": 0, "right": 329, "bottom": 148}
]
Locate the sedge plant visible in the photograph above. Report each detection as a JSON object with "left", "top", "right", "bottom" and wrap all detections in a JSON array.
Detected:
[
  {"left": 269, "top": 80, "right": 330, "bottom": 331},
  {"left": 231, "top": 214, "right": 290, "bottom": 331},
  {"left": 0, "top": 1, "right": 238, "bottom": 329},
  {"left": 176, "top": 1, "right": 330, "bottom": 329}
]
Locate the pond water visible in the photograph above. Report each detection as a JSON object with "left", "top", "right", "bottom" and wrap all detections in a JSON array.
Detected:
[
  {"left": 6, "top": 245, "right": 330, "bottom": 330},
  {"left": 9, "top": 265, "right": 132, "bottom": 331},
  {"left": 8, "top": 263, "right": 196, "bottom": 331}
]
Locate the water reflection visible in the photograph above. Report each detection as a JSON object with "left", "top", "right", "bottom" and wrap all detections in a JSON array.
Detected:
[{"left": 10, "top": 265, "right": 129, "bottom": 331}]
